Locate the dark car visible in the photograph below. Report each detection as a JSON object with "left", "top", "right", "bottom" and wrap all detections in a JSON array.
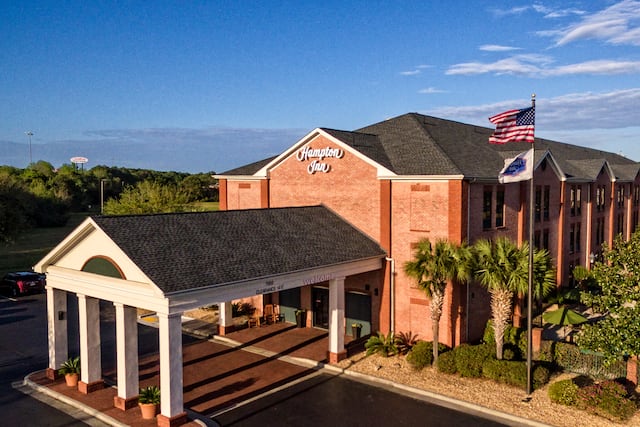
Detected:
[{"left": 0, "top": 272, "right": 46, "bottom": 297}]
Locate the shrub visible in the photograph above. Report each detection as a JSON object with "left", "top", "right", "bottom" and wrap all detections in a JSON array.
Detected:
[
  {"left": 406, "top": 341, "right": 432, "bottom": 370},
  {"left": 483, "top": 319, "right": 526, "bottom": 359},
  {"left": 548, "top": 379, "right": 579, "bottom": 406},
  {"left": 365, "top": 332, "right": 398, "bottom": 357},
  {"left": 437, "top": 350, "right": 457, "bottom": 374},
  {"left": 58, "top": 356, "right": 80, "bottom": 375},
  {"left": 482, "top": 360, "right": 550, "bottom": 390},
  {"left": 577, "top": 380, "right": 637, "bottom": 421},
  {"left": 395, "top": 331, "right": 419, "bottom": 355},
  {"left": 455, "top": 343, "right": 495, "bottom": 378},
  {"left": 139, "top": 385, "right": 160, "bottom": 405}
]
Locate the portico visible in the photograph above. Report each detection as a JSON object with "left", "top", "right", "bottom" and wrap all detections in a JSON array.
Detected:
[{"left": 35, "top": 206, "right": 385, "bottom": 426}]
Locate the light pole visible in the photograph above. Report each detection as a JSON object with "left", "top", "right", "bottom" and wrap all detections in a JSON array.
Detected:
[
  {"left": 100, "top": 179, "right": 108, "bottom": 214},
  {"left": 25, "top": 131, "right": 34, "bottom": 165}
]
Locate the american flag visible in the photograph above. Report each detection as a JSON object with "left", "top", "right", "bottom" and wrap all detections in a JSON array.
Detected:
[{"left": 488, "top": 107, "right": 535, "bottom": 144}]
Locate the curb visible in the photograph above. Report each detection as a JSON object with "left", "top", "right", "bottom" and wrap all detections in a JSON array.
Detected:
[{"left": 22, "top": 372, "right": 127, "bottom": 427}]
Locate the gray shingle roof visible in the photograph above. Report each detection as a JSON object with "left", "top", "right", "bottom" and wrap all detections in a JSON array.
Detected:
[
  {"left": 91, "top": 206, "right": 386, "bottom": 294},
  {"left": 220, "top": 112, "right": 638, "bottom": 180}
]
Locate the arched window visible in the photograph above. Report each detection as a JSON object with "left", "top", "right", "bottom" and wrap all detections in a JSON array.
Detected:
[{"left": 82, "top": 257, "right": 125, "bottom": 279}]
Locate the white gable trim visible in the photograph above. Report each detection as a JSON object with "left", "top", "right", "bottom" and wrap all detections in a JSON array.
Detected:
[{"left": 253, "top": 128, "right": 396, "bottom": 177}]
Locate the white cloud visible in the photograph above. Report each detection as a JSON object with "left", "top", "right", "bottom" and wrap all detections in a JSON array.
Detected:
[
  {"left": 549, "top": 0, "right": 640, "bottom": 46},
  {"left": 479, "top": 44, "right": 521, "bottom": 52},
  {"left": 426, "top": 88, "right": 640, "bottom": 132},
  {"left": 418, "top": 87, "right": 446, "bottom": 94},
  {"left": 491, "top": 4, "right": 584, "bottom": 19},
  {"left": 446, "top": 54, "right": 553, "bottom": 76},
  {"left": 447, "top": 55, "right": 640, "bottom": 77},
  {"left": 399, "top": 65, "right": 431, "bottom": 76}
]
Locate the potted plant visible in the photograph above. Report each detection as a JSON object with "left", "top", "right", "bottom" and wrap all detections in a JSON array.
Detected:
[
  {"left": 295, "top": 309, "right": 307, "bottom": 328},
  {"left": 351, "top": 323, "right": 363, "bottom": 339},
  {"left": 138, "top": 385, "right": 160, "bottom": 419},
  {"left": 58, "top": 356, "right": 80, "bottom": 387}
]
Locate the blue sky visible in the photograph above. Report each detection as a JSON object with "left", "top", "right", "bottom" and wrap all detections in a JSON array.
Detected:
[{"left": 2, "top": 1, "right": 639, "bottom": 172}]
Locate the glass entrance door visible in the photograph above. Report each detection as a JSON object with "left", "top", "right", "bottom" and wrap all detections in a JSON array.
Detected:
[{"left": 312, "top": 287, "right": 329, "bottom": 329}]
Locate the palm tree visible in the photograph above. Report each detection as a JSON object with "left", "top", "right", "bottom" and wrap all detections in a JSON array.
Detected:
[
  {"left": 473, "top": 237, "right": 555, "bottom": 359},
  {"left": 404, "top": 238, "right": 471, "bottom": 365}
]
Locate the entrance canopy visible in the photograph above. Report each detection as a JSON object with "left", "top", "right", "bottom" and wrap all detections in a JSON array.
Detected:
[{"left": 35, "top": 205, "right": 386, "bottom": 315}]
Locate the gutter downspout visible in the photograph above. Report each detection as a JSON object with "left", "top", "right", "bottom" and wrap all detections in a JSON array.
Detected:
[{"left": 386, "top": 257, "right": 395, "bottom": 335}]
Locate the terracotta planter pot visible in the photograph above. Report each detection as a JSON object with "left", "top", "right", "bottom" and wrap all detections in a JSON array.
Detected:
[
  {"left": 64, "top": 373, "right": 79, "bottom": 387},
  {"left": 139, "top": 402, "right": 159, "bottom": 419}
]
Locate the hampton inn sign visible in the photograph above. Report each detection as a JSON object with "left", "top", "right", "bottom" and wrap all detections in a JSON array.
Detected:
[{"left": 296, "top": 146, "right": 344, "bottom": 174}]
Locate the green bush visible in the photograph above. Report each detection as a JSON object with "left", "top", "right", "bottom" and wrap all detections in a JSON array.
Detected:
[
  {"left": 548, "top": 379, "right": 579, "bottom": 406},
  {"left": 455, "top": 343, "right": 495, "bottom": 378},
  {"left": 437, "top": 350, "right": 457, "bottom": 374},
  {"left": 483, "top": 319, "right": 526, "bottom": 359},
  {"left": 365, "top": 332, "right": 398, "bottom": 357},
  {"left": 406, "top": 341, "right": 433, "bottom": 370},
  {"left": 576, "top": 380, "right": 637, "bottom": 421},
  {"left": 482, "top": 360, "right": 550, "bottom": 390}
]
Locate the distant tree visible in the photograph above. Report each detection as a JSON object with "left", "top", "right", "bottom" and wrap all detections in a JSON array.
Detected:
[
  {"left": 103, "top": 180, "right": 191, "bottom": 215},
  {"left": 404, "top": 238, "right": 472, "bottom": 366},
  {"left": 179, "top": 173, "right": 218, "bottom": 202},
  {"left": 578, "top": 232, "right": 640, "bottom": 364},
  {"left": 0, "top": 174, "right": 33, "bottom": 243}
]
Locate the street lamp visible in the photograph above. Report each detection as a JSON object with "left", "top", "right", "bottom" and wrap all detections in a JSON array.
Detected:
[
  {"left": 100, "top": 179, "right": 109, "bottom": 214},
  {"left": 25, "top": 131, "right": 34, "bottom": 165}
]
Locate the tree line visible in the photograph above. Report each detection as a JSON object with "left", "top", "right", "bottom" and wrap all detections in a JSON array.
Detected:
[{"left": 0, "top": 161, "right": 218, "bottom": 243}]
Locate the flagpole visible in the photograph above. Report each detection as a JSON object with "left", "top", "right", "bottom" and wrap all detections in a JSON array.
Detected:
[{"left": 526, "top": 93, "right": 536, "bottom": 397}]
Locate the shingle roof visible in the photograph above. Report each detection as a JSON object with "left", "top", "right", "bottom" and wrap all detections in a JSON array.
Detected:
[
  {"left": 91, "top": 206, "right": 386, "bottom": 294},
  {"left": 220, "top": 112, "right": 638, "bottom": 179}
]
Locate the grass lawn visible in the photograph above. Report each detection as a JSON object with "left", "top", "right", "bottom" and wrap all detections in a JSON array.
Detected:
[{"left": 0, "top": 213, "right": 89, "bottom": 277}]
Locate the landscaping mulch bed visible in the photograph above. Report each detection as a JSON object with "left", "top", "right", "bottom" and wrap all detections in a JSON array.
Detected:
[{"left": 337, "top": 353, "right": 640, "bottom": 427}]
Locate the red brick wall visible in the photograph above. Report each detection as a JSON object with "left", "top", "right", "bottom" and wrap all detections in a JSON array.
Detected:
[
  {"left": 269, "top": 135, "right": 382, "bottom": 241},
  {"left": 225, "top": 180, "right": 266, "bottom": 210}
]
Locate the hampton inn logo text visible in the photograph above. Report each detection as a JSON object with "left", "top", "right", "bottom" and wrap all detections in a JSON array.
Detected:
[{"left": 296, "top": 146, "right": 344, "bottom": 174}]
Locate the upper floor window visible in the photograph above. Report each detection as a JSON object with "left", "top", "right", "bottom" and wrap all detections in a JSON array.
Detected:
[
  {"left": 596, "top": 185, "right": 606, "bottom": 212},
  {"left": 495, "top": 188, "right": 505, "bottom": 228},
  {"left": 483, "top": 188, "right": 492, "bottom": 230},
  {"left": 570, "top": 185, "right": 581, "bottom": 217},
  {"left": 535, "top": 186, "right": 542, "bottom": 222},
  {"left": 543, "top": 186, "right": 550, "bottom": 221},
  {"left": 617, "top": 186, "right": 625, "bottom": 208}
]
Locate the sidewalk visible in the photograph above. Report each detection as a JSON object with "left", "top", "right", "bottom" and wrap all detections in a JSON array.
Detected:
[{"left": 22, "top": 316, "right": 548, "bottom": 427}]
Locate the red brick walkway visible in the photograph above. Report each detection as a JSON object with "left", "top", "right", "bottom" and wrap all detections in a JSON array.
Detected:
[{"left": 27, "top": 322, "right": 355, "bottom": 425}]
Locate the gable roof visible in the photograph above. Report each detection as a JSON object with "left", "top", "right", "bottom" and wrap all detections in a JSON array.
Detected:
[
  {"left": 90, "top": 206, "right": 386, "bottom": 294},
  {"left": 219, "top": 112, "right": 638, "bottom": 180}
]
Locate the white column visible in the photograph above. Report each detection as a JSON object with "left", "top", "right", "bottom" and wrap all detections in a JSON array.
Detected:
[
  {"left": 78, "top": 294, "right": 102, "bottom": 386},
  {"left": 114, "top": 303, "right": 138, "bottom": 402},
  {"left": 328, "top": 277, "right": 346, "bottom": 358},
  {"left": 47, "top": 287, "right": 68, "bottom": 375},
  {"left": 219, "top": 302, "right": 233, "bottom": 327},
  {"left": 158, "top": 312, "right": 184, "bottom": 417}
]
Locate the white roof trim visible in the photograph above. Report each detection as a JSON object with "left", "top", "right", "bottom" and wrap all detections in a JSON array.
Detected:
[{"left": 251, "top": 128, "right": 396, "bottom": 177}]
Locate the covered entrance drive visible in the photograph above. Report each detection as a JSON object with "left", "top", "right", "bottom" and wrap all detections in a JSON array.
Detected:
[{"left": 35, "top": 206, "right": 385, "bottom": 426}]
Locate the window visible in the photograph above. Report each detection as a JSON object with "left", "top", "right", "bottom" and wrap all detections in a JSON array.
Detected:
[
  {"left": 570, "top": 185, "right": 582, "bottom": 216},
  {"left": 595, "top": 217, "right": 605, "bottom": 245},
  {"left": 575, "top": 222, "right": 581, "bottom": 253},
  {"left": 617, "top": 186, "right": 625, "bottom": 208},
  {"left": 617, "top": 213, "right": 624, "bottom": 235},
  {"left": 534, "top": 230, "right": 541, "bottom": 249},
  {"left": 596, "top": 185, "right": 606, "bottom": 212},
  {"left": 495, "top": 188, "right": 504, "bottom": 228},
  {"left": 543, "top": 229, "right": 549, "bottom": 251},
  {"left": 634, "top": 211, "right": 639, "bottom": 232},
  {"left": 483, "top": 188, "right": 492, "bottom": 230},
  {"left": 535, "top": 186, "right": 541, "bottom": 222},
  {"left": 543, "top": 186, "right": 550, "bottom": 221},
  {"left": 569, "top": 223, "right": 575, "bottom": 254}
]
